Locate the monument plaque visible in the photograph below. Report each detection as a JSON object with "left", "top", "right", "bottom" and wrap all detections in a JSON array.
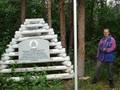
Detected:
[{"left": 19, "top": 39, "right": 50, "bottom": 61}]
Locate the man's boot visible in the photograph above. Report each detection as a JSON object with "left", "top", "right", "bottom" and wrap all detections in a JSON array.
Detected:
[
  {"left": 91, "top": 77, "right": 97, "bottom": 84},
  {"left": 109, "top": 79, "right": 114, "bottom": 88}
]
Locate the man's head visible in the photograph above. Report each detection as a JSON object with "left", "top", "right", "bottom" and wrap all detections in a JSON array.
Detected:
[{"left": 103, "top": 28, "right": 110, "bottom": 38}]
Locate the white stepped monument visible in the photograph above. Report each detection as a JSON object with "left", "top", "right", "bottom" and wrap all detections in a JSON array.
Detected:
[{"left": 0, "top": 18, "right": 74, "bottom": 81}]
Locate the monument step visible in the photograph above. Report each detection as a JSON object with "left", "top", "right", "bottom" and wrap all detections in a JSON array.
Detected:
[
  {"left": 0, "top": 65, "right": 73, "bottom": 73},
  {"left": 7, "top": 42, "right": 61, "bottom": 49},
  {"left": 22, "top": 24, "right": 44, "bottom": 28},
  {"left": 25, "top": 18, "right": 44, "bottom": 22},
  {"left": 7, "top": 73, "right": 74, "bottom": 81},
  {"left": 24, "top": 20, "right": 45, "bottom": 25},
  {"left": 0, "top": 56, "right": 70, "bottom": 65},
  {"left": 15, "top": 28, "right": 54, "bottom": 35},
  {"left": 4, "top": 48, "right": 66, "bottom": 56},
  {"left": 15, "top": 35, "right": 58, "bottom": 42}
]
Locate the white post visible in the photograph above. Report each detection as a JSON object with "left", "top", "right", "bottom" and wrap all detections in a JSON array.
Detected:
[{"left": 73, "top": 0, "right": 78, "bottom": 90}]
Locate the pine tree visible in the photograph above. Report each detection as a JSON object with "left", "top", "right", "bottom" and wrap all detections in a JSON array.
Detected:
[
  {"left": 48, "top": 0, "right": 52, "bottom": 28},
  {"left": 59, "top": 0, "right": 66, "bottom": 48},
  {"left": 21, "top": 0, "right": 25, "bottom": 24},
  {"left": 78, "top": 0, "right": 85, "bottom": 77}
]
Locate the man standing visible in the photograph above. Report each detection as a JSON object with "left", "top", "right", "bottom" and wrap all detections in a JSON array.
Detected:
[{"left": 92, "top": 28, "right": 116, "bottom": 88}]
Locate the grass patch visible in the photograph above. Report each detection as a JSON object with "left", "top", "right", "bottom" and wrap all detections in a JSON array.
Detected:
[{"left": 0, "top": 60, "right": 120, "bottom": 90}]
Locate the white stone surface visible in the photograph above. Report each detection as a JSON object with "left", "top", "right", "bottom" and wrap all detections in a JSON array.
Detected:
[{"left": 0, "top": 18, "right": 74, "bottom": 80}]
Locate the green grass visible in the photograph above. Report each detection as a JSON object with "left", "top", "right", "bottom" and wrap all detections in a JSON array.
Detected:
[
  {"left": 78, "top": 79, "right": 120, "bottom": 90},
  {"left": 0, "top": 80, "right": 63, "bottom": 90},
  {"left": 78, "top": 60, "right": 120, "bottom": 90},
  {"left": 63, "top": 60, "right": 120, "bottom": 90},
  {"left": 1, "top": 60, "right": 120, "bottom": 90}
]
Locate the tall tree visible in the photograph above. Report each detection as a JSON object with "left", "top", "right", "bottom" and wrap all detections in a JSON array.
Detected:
[
  {"left": 48, "top": 0, "right": 52, "bottom": 28},
  {"left": 78, "top": 0, "right": 85, "bottom": 77},
  {"left": 21, "top": 0, "right": 25, "bottom": 24},
  {"left": 59, "top": 0, "right": 66, "bottom": 48},
  {"left": 69, "top": 0, "right": 74, "bottom": 49}
]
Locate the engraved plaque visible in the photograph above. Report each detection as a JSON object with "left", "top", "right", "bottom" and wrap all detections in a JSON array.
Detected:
[{"left": 19, "top": 39, "right": 50, "bottom": 61}]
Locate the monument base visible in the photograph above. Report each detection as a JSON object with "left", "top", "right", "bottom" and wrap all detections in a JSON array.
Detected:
[{"left": 0, "top": 18, "right": 74, "bottom": 80}]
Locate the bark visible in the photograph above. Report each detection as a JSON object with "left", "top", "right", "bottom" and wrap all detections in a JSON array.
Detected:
[
  {"left": 48, "top": 0, "right": 52, "bottom": 28},
  {"left": 69, "top": 0, "right": 74, "bottom": 49},
  {"left": 21, "top": 0, "right": 25, "bottom": 24},
  {"left": 59, "top": 0, "right": 66, "bottom": 48},
  {"left": 78, "top": 0, "right": 85, "bottom": 77}
]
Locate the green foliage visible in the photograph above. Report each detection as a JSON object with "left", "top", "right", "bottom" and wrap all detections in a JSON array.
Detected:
[
  {"left": 0, "top": 0, "right": 120, "bottom": 89},
  {"left": 85, "top": 37, "right": 100, "bottom": 60},
  {"left": 0, "top": 62, "right": 63, "bottom": 90},
  {"left": 0, "top": 71, "right": 63, "bottom": 90},
  {"left": 0, "top": 0, "right": 20, "bottom": 57},
  {"left": 85, "top": 0, "right": 120, "bottom": 79},
  {"left": 80, "top": 60, "right": 120, "bottom": 90}
]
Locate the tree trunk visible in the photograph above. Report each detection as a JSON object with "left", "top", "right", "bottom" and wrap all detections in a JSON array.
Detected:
[
  {"left": 48, "top": 0, "right": 52, "bottom": 28},
  {"left": 21, "top": 0, "right": 25, "bottom": 24},
  {"left": 59, "top": 0, "right": 66, "bottom": 48},
  {"left": 78, "top": 0, "right": 85, "bottom": 77},
  {"left": 69, "top": 0, "right": 74, "bottom": 49}
]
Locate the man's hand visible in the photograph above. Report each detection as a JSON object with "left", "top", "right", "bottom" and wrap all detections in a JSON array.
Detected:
[{"left": 102, "top": 48, "right": 107, "bottom": 52}]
